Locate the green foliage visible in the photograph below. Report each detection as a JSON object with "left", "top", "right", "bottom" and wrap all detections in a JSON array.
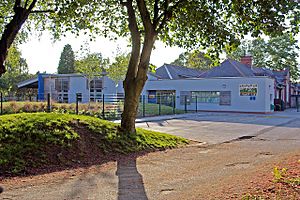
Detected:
[
  {"left": 227, "top": 34, "right": 300, "bottom": 80},
  {"left": 273, "top": 166, "right": 288, "bottom": 182},
  {"left": 75, "top": 44, "right": 109, "bottom": 81},
  {"left": 0, "top": 44, "right": 33, "bottom": 95},
  {"left": 171, "top": 50, "right": 214, "bottom": 70},
  {"left": 107, "top": 51, "right": 130, "bottom": 82},
  {"left": 242, "top": 194, "right": 265, "bottom": 200},
  {"left": 0, "top": 113, "right": 188, "bottom": 174},
  {"left": 57, "top": 44, "right": 75, "bottom": 74}
]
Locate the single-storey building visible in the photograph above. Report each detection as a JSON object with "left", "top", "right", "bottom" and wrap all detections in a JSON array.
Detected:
[
  {"left": 18, "top": 56, "right": 293, "bottom": 113},
  {"left": 17, "top": 73, "right": 123, "bottom": 103},
  {"left": 142, "top": 58, "right": 275, "bottom": 113}
]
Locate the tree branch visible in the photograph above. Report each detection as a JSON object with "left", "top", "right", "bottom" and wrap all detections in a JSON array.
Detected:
[
  {"left": 24, "top": 0, "right": 30, "bottom": 8},
  {"left": 28, "top": 0, "right": 38, "bottom": 11},
  {"left": 156, "top": 0, "right": 185, "bottom": 32},
  {"left": 153, "top": 0, "right": 159, "bottom": 26},
  {"left": 136, "top": 0, "right": 154, "bottom": 33},
  {"left": 124, "top": 0, "right": 141, "bottom": 79},
  {"left": 13, "top": 0, "right": 22, "bottom": 12}
]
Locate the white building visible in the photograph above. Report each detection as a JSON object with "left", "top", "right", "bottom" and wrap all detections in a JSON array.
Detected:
[
  {"left": 18, "top": 73, "right": 123, "bottom": 103},
  {"left": 18, "top": 57, "right": 286, "bottom": 113},
  {"left": 142, "top": 76, "right": 275, "bottom": 113}
]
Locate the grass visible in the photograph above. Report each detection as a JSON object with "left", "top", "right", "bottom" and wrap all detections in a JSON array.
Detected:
[
  {"left": 0, "top": 113, "right": 188, "bottom": 175},
  {"left": 138, "top": 103, "right": 185, "bottom": 116}
]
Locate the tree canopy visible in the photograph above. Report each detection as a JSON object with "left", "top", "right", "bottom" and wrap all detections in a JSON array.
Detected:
[
  {"left": 227, "top": 34, "right": 300, "bottom": 80},
  {"left": 0, "top": 44, "right": 33, "bottom": 95},
  {"left": 57, "top": 44, "right": 75, "bottom": 74},
  {"left": 171, "top": 50, "right": 214, "bottom": 70},
  {"left": 75, "top": 44, "right": 109, "bottom": 82},
  {"left": 1, "top": 0, "right": 299, "bottom": 133},
  {"left": 107, "top": 51, "right": 130, "bottom": 83}
]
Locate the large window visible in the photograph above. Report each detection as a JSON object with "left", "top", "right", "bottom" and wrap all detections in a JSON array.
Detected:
[
  {"left": 55, "top": 78, "right": 69, "bottom": 103},
  {"left": 191, "top": 91, "right": 220, "bottom": 104},
  {"left": 55, "top": 78, "right": 69, "bottom": 92},
  {"left": 89, "top": 78, "right": 103, "bottom": 102}
]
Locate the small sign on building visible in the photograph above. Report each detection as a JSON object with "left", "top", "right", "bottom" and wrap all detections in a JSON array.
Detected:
[{"left": 239, "top": 84, "right": 258, "bottom": 96}]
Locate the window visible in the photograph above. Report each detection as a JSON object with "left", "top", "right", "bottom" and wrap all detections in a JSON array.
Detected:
[
  {"left": 191, "top": 91, "right": 220, "bottom": 104},
  {"left": 89, "top": 78, "right": 103, "bottom": 102},
  {"left": 55, "top": 78, "right": 69, "bottom": 103},
  {"left": 55, "top": 78, "right": 69, "bottom": 92}
]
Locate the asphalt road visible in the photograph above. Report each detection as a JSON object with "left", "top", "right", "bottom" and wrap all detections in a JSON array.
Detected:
[{"left": 1, "top": 110, "right": 300, "bottom": 200}]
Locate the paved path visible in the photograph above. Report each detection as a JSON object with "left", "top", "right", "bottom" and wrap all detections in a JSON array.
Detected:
[
  {"left": 136, "top": 110, "right": 300, "bottom": 144},
  {"left": 1, "top": 110, "right": 300, "bottom": 200}
]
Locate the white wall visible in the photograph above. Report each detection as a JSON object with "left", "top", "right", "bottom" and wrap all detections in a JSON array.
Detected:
[
  {"left": 142, "top": 77, "right": 275, "bottom": 113},
  {"left": 68, "top": 76, "right": 89, "bottom": 103}
]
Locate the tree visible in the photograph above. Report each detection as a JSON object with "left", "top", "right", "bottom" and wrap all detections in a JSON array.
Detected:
[
  {"left": 107, "top": 51, "right": 130, "bottom": 83},
  {"left": 171, "top": 50, "right": 214, "bottom": 70},
  {"left": 54, "top": 0, "right": 299, "bottom": 134},
  {"left": 2, "top": 1, "right": 299, "bottom": 134},
  {"left": 227, "top": 34, "right": 299, "bottom": 80},
  {"left": 0, "top": 44, "right": 33, "bottom": 95},
  {"left": 75, "top": 44, "right": 110, "bottom": 94},
  {"left": 57, "top": 44, "right": 75, "bottom": 74},
  {"left": 0, "top": 0, "right": 63, "bottom": 76}
]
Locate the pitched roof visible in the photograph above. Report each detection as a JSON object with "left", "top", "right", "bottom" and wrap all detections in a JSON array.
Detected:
[
  {"left": 155, "top": 59, "right": 290, "bottom": 83},
  {"left": 156, "top": 64, "right": 206, "bottom": 79},
  {"left": 204, "top": 59, "right": 255, "bottom": 78}
]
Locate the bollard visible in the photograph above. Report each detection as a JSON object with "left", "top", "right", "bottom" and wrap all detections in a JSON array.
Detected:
[
  {"left": 102, "top": 94, "right": 105, "bottom": 119},
  {"left": 47, "top": 93, "right": 51, "bottom": 112},
  {"left": 76, "top": 93, "right": 79, "bottom": 115}
]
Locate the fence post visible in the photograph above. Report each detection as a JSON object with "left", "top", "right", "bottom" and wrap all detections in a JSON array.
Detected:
[
  {"left": 102, "top": 94, "right": 105, "bottom": 119},
  {"left": 173, "top": 95, "right": 176, "bottom": 114},
  {"left": 142, "top": 95, "right": 145, "bottom": 117},
  {"left": 47, "top": 93, "right": 51, "bottom": 112},
  {"left": 158, "top": 95, "right": 161, "bottom": 115},
  {"left": 1, "top": 92, "right": 3, "bottom": 115},
  {"left": 195, "top": 96, "right": 198, "bottom": 113},
  {"left": 76, "top": 93, "right": 79, "bottom": 115},
  {"left": 184, "top": 95, "right": 187, "bottom": 113}
]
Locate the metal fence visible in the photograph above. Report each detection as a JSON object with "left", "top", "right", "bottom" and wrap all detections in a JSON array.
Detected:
[{"left": 0, "top": 93, "right": 191, "bottom": 120}]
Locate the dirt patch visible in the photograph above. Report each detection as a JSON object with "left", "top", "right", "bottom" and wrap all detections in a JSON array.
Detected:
[
  {"left": 220, "top": 155, "right": 300, "bottom": 199},
  {"left": 0, "top": 124, "right": 116, "bottom": 179}
]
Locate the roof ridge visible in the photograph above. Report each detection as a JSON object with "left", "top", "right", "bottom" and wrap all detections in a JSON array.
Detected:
[{"left": 227, "top": 59, "right": 246, "bottom": 77}]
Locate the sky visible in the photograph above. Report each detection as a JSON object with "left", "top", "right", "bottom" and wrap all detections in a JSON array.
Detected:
[
  {"left": 19, "top": 32, "right": 185, "bottom": 74},
  {"left": 19, "top": 32, "right": 300, "bottom": 74}
]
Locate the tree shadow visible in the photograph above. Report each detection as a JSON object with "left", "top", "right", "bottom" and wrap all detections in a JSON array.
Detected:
[{"left": 116, "top": 156, "right": 148, "bottom": 200}]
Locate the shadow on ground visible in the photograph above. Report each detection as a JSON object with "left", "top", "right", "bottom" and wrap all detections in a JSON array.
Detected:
[{"left": 117, "top": 156, "right": 148, "bottom": 200}]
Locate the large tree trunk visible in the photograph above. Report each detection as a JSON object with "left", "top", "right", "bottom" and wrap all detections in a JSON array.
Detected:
[
  {"left": 120, "top": 32, "right": 156, "bottom": 134},
  {"left": 0, "top": 1, "right": 36, "bottom": 76}
]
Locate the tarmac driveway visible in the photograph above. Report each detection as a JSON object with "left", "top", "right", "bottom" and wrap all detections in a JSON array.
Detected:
[{"left": 136, "top": 110, "right": 300, "bottom": 144}]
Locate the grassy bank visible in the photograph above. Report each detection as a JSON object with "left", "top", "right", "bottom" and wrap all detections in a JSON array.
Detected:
[{"left": 0, "top": 113, "right": 188, "bottom": 176}]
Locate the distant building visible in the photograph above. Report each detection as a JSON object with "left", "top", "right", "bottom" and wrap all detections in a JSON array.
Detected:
[
  {"left": 142, "top": 56, "right": 293, "bottom": 113},
  {"left": 17, "top": 73, "right": 123, "bottom": 103},
  {"left": 18, "top": 56, "right": 295, "bottom": 113}
]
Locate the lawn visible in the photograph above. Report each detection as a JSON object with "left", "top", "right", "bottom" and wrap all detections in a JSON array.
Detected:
[{"left": 0, "top": 113, "right": 188, "bottom": 176}]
